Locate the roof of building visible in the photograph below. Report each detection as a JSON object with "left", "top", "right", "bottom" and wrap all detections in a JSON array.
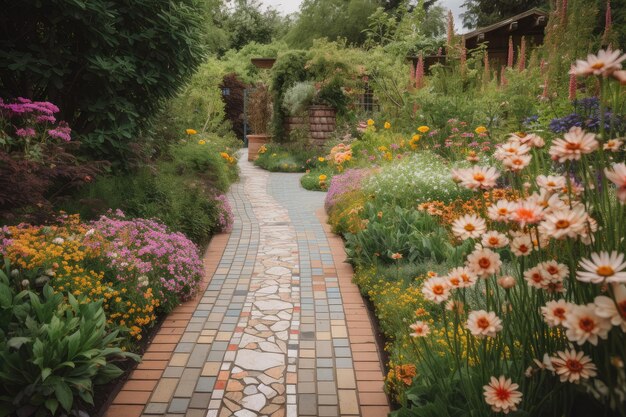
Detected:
[{"left": 463, "top": 8, "right": 549, "bottom": 40}]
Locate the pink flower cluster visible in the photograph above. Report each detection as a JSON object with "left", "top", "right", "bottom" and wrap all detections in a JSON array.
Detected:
[
  {"left": 85, "top": 210, "right": 204, "bottom": 307},
  {"left": 324, "top": 169, "right": 370, "bottom": 211},
  {"left": 0, "top": 97, "right": 71, "bottom": 142},
  {"left": 215, "top": 194, "right": 234, "bottom": 232}
]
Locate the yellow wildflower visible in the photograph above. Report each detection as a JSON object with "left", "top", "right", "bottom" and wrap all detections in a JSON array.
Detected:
[
  {"left": 475, "top": 126, "right": 487, "bottom": 134},
  {"left": 384, "top": 121, "right": 391, "bottom": 129},
  {"left": 186, "top": 129, "right": 197, "bottom": 135},
  {"left": 198, "top": 140, "right": 206, "bottom": 145},
  {"left": 367, "top": 119, "right": 375, "bottom": 126},
  {"left": 417, "top": 125, "right": 430, "bottom": 133}
]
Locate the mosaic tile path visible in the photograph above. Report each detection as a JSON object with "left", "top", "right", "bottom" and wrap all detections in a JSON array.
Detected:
[{"left": 105, "top": 153, "right": 389, "bottom": 417}]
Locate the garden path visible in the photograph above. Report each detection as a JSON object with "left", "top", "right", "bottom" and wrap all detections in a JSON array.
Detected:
[{"left": 105, "top": 152, "right": 390, "bottom": 417}]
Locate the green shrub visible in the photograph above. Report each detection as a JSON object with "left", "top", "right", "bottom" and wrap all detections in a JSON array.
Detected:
[
  {"left": 344, "top": 204, "right": 472, "bottom": 267},
  {"left": 163, "top": 59, "right": 229, "bottom": 137},
  {"left": 300, "top": 167, "right": 335, "bottom": 191},
  {"left": 254, "top": 143, "right": 320, "bottom": 173},
  {"left": 270, "top": 51, "right": 309, "bottom": 141},
  {"left": 282, "top": 82, "right": 316, "bottom": 116},
  {"left": 61, "top": 138, "right": 238, "bottom": 246},
  {"left": 170, "top": 139, "right": 239, "bottom": 192},
  {"left": 0, "top": 266, "right": 138, "bottom": 416},
  {"left": 0, "top": 0, "right": 207, "bottom": 164}
]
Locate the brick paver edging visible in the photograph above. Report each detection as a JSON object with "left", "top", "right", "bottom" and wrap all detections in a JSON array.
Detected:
[
  {"left": 315, "top": 208, "right": 391, "bottom": 417},
  {"left": 104, "top": 233, "right": 230, "bottom": 417}
]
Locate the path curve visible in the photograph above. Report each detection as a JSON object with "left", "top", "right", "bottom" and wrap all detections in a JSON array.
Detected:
[{"left": 105, "top": 152, "right": 389, "bottom": 417}]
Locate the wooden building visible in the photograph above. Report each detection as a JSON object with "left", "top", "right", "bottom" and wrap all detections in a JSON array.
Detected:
[
  {"left": 409, "top": 8, "right": 548, "bottom": 74},
  {"left": 464, "top": 8, "right": 548, "bottom": 68}
]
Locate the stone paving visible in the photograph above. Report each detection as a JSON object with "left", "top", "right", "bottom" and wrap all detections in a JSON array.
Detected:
[{"left": 105, "top": 153, "right": 389, "bottom": 417}]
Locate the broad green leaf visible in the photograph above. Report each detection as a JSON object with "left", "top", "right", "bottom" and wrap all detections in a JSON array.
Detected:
[{"left": 54, "top": 382, "right": 73, "bottom": 412}]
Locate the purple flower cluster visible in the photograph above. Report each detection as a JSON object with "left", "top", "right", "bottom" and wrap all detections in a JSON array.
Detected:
[
  {"left": 549, "top": 97, "right": 624, "bottom": 134},
  {"left": 324, "top": 169, "right": 370, "bottom": 211},
  {"left": 215, "top": 194, "right": 234, "bottom": 233},
  {"left": 85, "top": 210, "right": 204, "bottom": 306}
]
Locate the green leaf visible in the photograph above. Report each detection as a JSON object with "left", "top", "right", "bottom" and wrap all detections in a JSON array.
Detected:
[
  {"left": 7, "top": 337, "right": 31, "bottom": 350},
  {"left": 44, "top": 398, "right": 58, "bottom": 415},
  {"left": 54, "top": 382, "right": 73, "bottom": 412},
  {"left": 41, "top": 368, "right": 52, "bottom": 382}
]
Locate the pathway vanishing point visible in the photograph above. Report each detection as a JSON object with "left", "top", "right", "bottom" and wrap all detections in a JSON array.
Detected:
[{"left": 105, "top": 153, "right": 390, "bottom": 417}]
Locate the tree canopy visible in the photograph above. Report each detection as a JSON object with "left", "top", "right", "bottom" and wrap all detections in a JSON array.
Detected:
[{"left": 284, "top": 0, "right": 380, "bottom": 47}]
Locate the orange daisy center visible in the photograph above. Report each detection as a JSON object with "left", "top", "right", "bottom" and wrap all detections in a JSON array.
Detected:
[
  {"left": 531, "top": 272, "right": 543, "bottom": 283},
  {"left": 477, "top": 317, "right": 490, "bottom": 329},
  {"left": 488, "top": 237, "right": 499, "bottom": 245},
  {"left": 478, "top": 258, "right": 491, "bottom": 269},
  {"left": 498, "top": 208, "right": 509, "bottom": 215},
  {"left": 546, "top": 265, "right": 558, "bottom": 275},
  {"left": 449, "top": 277, "right": 460, "bottom": 286},
  {"left": 591, "top": 61, "right": 605, "bottom": 69},
  {"left": 516, "top": 208, "right": 535, "bottom": 220},
  {"left": 556, "top": 220, "right": 570, "bottom": 229},
  {"left": 464, "top": 224, "right": 476, "bottom": 231},
  {"left": 461, "top": 273, "right": 471, "bottom": 282},
  {"left": 518, "top": 244, "right": 530, "bottom": 253},
  {"left": 495, "top": 387, "right": 512, "bottom": 401},
  {"left": 565, "top": 359, "right": 584, "bottom": 373},
  {"left": 547, "top": 181, "right": 556, "bottom": 186},
  {"left": 433, "top": 285, "right": 445, "bottom": 295},
  {"left": 596, "top": 266, "right": 615, "bottom": 277},
  {"left": 553, "top": 307, "right": 566, "bottom": 319},
  {"left": 474, "top": 173, "right": 486, "bottom": 182},
  {"left": 565, "top": 142, "right": 582, "bottom": 151},
  {"left": 579, "top": 317, "right": 596, "bottom": 332}
]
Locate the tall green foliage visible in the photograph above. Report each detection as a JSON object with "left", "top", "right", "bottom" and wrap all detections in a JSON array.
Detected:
[
  {"left": 270, "top": 51, "right": 309, "bottom": 141},
  {"left": 166, "top": 60, "right": 228, "bottom": 136},
  {"left": 285, "top": 0, "right": 379, "bottom": 47},
  {"left": 223, "top": 0, "right": 289, "bottom": 51},
  {"left": 0, "top": 0, "right": 207, "bottom": 164}
]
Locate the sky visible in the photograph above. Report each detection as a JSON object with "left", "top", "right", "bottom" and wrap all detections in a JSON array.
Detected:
[{"left": 258, "top": 0, "right": 467, "bottom": 30}]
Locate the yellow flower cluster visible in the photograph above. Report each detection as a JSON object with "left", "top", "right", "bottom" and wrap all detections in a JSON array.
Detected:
[
  {"left": 2, "top": 216, "right": 159, "bottom": 343},
  {"left": 258, "top": 145, "right": 267, "bottom": 154}
]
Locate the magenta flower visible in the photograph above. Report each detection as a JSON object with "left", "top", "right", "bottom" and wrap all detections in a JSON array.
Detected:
[
  {"left": 15, "top": 127, "right": 36, "bottom": 138},
  {"left": 48, "top": 121, "right": 71, "bottom": 142}
]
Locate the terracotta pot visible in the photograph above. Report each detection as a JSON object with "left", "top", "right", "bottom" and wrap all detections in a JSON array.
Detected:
[
  {"left": 308, "top": 105, "right": 336, "bottom": 147},
  {"left": 247, "top": 134, "right": 271, "bottom": 161}
]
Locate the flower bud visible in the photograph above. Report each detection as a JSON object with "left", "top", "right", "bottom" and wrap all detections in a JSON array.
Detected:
[{"left": 497, "top": 275, "right": 516, "bottom": 289}]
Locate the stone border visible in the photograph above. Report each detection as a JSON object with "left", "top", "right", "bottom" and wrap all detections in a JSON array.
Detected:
[
  {"left": 315, "top": 209, "right": 391, "bottom": 416},
  {"left": 104, "top": 233, "right": 230, "bottom": 417}
]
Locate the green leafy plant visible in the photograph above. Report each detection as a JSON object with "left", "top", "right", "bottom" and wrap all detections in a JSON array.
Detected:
[
  {"left": 0, "top": 262, "right": 138, "bottom": 417},
  {"left": 282, "top": 82, "right": 316, "bottom": 116},
  {"left": 345, "top": 204, "right": 471, "bottom": 267}
]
